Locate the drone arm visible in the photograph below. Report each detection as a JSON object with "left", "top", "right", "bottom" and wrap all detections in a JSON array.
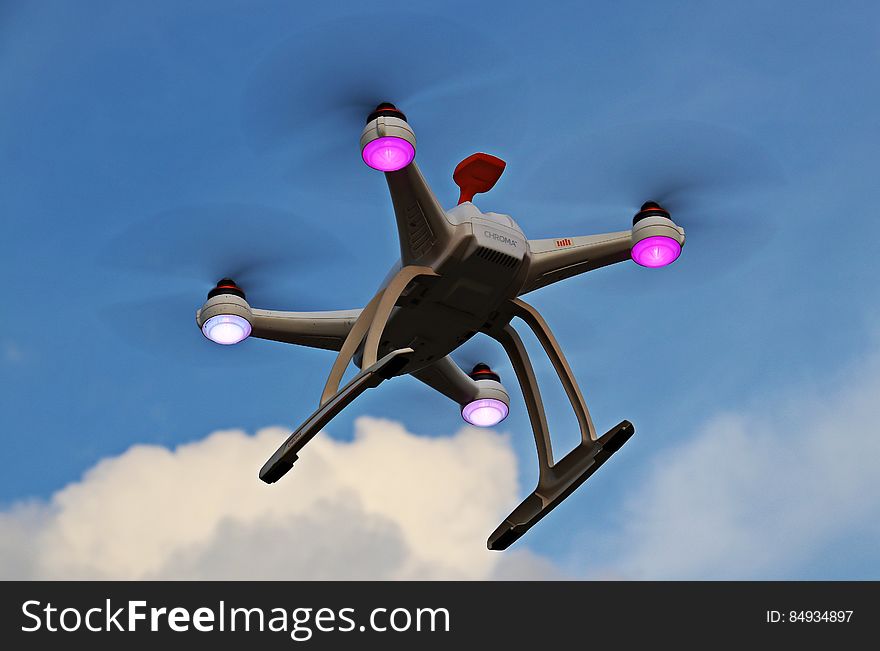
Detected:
[
  {"left": 520, "top": 230, "right": 632, "bottom": 294},
  {"left": 385, "top": 162, "right": 457, "bottom": 265},
  {"left": 249, "top": 308, "right": 362, "bottom": 351},
  {"left": 410, "top": 356, "right": 481, "bottom": 405}
]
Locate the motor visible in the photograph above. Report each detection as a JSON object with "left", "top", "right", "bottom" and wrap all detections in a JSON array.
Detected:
[
  {"left": 630, "top": 201, "right": 685, "bottom": 268},
  {"left": 360, "top": 102, "right": 417, "bottom": 172},
  {"left": 461, "top": 363, "right": 510, "bottom": 427},
  {"left": 196, "top": 279, "right": 253, "bottom": 345}
]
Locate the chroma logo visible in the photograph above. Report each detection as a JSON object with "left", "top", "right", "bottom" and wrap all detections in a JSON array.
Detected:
[{"left": 483, "top": 231, "right": 518, "bottom": 247}]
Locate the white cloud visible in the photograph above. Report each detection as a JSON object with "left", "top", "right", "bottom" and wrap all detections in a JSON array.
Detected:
[
  {"left": 0, "top": 417, "right": 559, "bottom": 580},
  {"left": 8, "top": 347, "right": 875, "bottom": 581},
  {"left": 591, "top": 347, "right": 880, "bottom": 579}
]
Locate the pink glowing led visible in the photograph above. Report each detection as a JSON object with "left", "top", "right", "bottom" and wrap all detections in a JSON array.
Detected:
[
  {"left": 202, "top": 314, "right": 251, "bottom": 345},
  {"left": 461, "top": 398, "right": 509, "bottom": 427},
  {"left": 361, "top": 136, "right": 415, "bottom": 172},
  {"left": 631, "top": 235, "right": 681, "bottom": 268}
]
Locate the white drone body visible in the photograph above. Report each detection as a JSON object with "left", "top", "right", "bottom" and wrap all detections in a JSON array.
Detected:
[{"left": 196, "top": 103, "right": 685, "bottom": 550}]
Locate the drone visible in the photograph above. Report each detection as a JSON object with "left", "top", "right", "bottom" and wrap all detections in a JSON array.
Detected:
[{"left": 195, "top": 102, "right": 685, "bottom": 550}]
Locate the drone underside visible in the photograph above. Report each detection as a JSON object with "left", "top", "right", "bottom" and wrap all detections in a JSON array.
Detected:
[{"left": 195, "top": 102, "right": 685, "bottom": 550}]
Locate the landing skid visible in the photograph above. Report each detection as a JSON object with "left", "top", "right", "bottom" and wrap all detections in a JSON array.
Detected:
[
  {"left": 261, "top": 264, "right": 437, "bottom": 485},
  {"left": 483, "top": 298, "right": 635, "bottom": 550},
  {"left": 487, "top": 420, "right": 634, "bottom": 551},
  {"left": 259, "top": 347, "right": 414, "bottom": 484}
]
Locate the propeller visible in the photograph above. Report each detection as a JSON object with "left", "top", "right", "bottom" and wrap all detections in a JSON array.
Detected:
[
  {"left": 516, "top": 119, "right": 786, "bottom": 287},
  {"left": 240, "top": 10, "right": 532, "bottom": 195},
  {"left": 97, "top": 203, "right": 355, "bottom": 365}
]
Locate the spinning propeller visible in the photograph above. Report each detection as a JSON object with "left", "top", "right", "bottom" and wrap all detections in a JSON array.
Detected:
[
  {"left": 240, "top": 11, "right": 531, "bottom": 196},
  {"left": 518, "top": 119, "right": 784, "bottom": 283},
  {"left": 99, "top": 204, "right": 349, "bottom": 364}
]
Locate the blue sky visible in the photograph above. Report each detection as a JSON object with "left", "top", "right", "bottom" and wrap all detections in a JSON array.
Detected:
[{"left": 2, "top": 0, "right": 879, "bottom": 579}]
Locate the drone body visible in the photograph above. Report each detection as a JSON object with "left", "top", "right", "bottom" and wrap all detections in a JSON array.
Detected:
[{"left": 196, "top": 103, "right": 685, "bottom": 550}]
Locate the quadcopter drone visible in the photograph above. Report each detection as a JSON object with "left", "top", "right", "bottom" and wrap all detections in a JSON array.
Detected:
[{"left": 195, "top": 102, "right": 685, "bottom": 550}]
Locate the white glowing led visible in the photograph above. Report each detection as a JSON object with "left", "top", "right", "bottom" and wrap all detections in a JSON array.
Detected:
[
  {"left": 461, "top": 398, "right": 509, "bottom": 427},
  {"left": 202, "top": 314, "right": 251, "bottom": 345}
]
